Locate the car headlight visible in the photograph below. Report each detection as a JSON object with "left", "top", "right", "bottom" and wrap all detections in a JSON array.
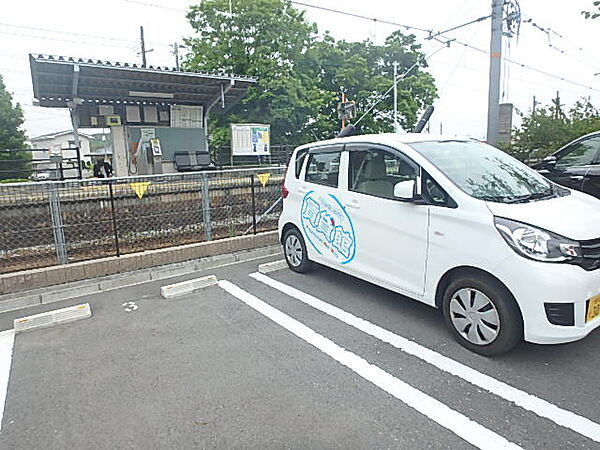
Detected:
[{"left": 494, "top": 217, "right": 581, "bottom": 262}]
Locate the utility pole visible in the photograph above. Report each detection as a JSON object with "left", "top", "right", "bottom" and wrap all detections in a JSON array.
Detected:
[
  {"left": 172, "top": 42, "right": 181, "bottom": 70},
  {"left": 341, "top": 92, "right": 346, "bottom": 130},
  {"left": 140, "top": 26, "right": 147, "bottom": 67},
  {"left": 486, "top": 0, "right": 503, "bottom": 147},
  {"left": 138, "top": 26, "right": 154, "bottom": 68},
  {"left": 532, "top": 95, "right": 538, "bottom": 116},
  {"left": 393, "top": 61, "right": 399, "bottom": 132}
]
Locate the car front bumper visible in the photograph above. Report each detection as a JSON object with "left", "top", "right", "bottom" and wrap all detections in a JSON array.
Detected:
[{"left": 495, "top": 257, "right": 600, "bottom": 344}]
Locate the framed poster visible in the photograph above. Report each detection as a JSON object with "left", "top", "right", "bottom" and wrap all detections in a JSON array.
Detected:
[{"left": 231, "top": 124, "right": 270, "bottom": 156}]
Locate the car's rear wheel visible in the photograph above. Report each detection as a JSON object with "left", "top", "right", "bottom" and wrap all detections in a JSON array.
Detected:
[
  {"left": 283, "top": 228, "right": 312, "bottom": 273},
  {"left": 442, "top": 273, "right": 522, "bottom": 356}
]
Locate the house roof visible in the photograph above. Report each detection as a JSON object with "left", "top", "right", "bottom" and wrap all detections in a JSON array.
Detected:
[
  {"left": 29, "top": 54, "right": 256, "bottom": 110},
  {"left": 31, "top": 130, "right": 96, "bottom": 141}
]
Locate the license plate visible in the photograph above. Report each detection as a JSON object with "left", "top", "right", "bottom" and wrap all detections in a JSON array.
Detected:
[{"left": 587, "top": 295, "right": 600, "bottom": 323}]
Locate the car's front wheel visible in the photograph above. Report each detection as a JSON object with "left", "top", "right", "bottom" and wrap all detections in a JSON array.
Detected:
[
  {"left": 442, "top": 272, "right": 523, "bottom": 356},
  {"left": 283, "top": 228, "right": 312, "bottom": 273}
]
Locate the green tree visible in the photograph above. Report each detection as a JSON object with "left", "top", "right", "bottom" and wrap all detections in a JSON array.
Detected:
[
  {"left": 0, "top": 74, "right": 30, "bottom": 180},
  {"left": 185, "top": 0, "right": 320, "bottom": 146},
  {"left": 582, "top": 1, "right": 600, "bottom": 18},
  {"left": 301, "top": 31, "right": 437, "bottom": 139},
  {"left": 509, "top": 96, "right": 600, "bottom": 161},
  {"left": 184, "top": 0, "right": 437, "bottom": 147}
]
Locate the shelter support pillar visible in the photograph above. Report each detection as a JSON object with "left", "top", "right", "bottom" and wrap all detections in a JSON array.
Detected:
[{"left": 111, "top": 126, "right": 129, "bottom": 177}]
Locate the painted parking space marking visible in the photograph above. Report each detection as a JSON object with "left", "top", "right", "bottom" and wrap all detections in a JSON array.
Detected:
[
  {"left": 250, "top": 272, "right": 600, "bottom": 444},
  {"left": 0, "top": 329, "right": 15, "bottom": 432},
  {"left": 122, "top": 301, "right": 139, "bottom": 312},
  {"left": 218, "top": 280, "right": 521, "bottom": 450}
]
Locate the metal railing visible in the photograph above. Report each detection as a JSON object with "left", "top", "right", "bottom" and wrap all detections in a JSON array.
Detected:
[
  {"left": 212, "top": 144, "right": 295, "bottom": 168},
  {"left": 0, "top": 167, "right": 285, "bottom": 274},
  {"left": 0, "top": 147, "right": 83, "bottom": 181}
]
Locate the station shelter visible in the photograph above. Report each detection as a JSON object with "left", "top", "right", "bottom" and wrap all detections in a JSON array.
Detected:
[{"left": 29, "top": 54, "right": 256, "bottom": 176}]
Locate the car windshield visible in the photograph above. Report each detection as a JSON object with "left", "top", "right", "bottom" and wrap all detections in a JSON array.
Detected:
[{"left": 410, "top": 140, "right": 554, "bottom": 203}]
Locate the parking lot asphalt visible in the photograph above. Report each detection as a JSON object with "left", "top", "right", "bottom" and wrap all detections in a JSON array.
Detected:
[{"left": 0, "top": 255, "right": 598, "bottom": 449}]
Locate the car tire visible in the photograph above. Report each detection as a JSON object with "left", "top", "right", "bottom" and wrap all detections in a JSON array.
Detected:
[
  {"left": 442, "top": 272, "right": 523, "bottom": 356},
  {"left": 283, "top": 228, "right": 313, "bottom": 273}
]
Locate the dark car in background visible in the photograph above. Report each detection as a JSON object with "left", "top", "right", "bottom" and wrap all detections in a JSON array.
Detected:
[{"left": 534, "top": 132, "right": 600, "bottom": 199}]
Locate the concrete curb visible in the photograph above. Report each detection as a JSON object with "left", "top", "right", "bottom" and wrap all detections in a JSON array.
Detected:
[
  {"left": 0, "top": 230, "right": 279, "bottom": 296},
  {"left": 14, "top": 303, "right": 92, "bottom": 333},
  {"left": 258, "top": 260, "right": 288, "bottom": 274},
  {"left": 0, "top": 244, "right": 282, "bottom": 315},
  {"left": 161, "top": 275, "right": 218, "bottom": 299}
]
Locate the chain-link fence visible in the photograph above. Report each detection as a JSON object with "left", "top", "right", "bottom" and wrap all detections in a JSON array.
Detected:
[{"left": 0, "top": 167, "right": 286, "bottom": 274}]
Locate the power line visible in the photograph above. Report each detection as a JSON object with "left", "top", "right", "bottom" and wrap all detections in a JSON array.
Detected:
[
  {"left": 521, "top": 16, "right": 600, "bottom": 60},
  {"left": 0, "top": 21, "right": 174, "bottom": 53},
  {"left": 290, "top": 1, "right": 431, "bottom": 34},
  {"left": 426, "top": 14, "right": 490, "bottom": 41},
  {"left": 118, "top": 0, "right": 600, "bottom": 96},
  {"left": 521, "top": 16, "right": 600, "bottom": 74},
  {"left": 0, "top": 22, "right": 134, "bottom": 42},
  {"left": 438, "top": 19, "right": 484, "bottom": 96},
  {"left": 123, "top": 0, "right": 186, "bottom": 11},
  {"left": 0, "top": 30, "right": 133, "bottom": 48},
  {"left": 354, "top": 44, "right": 448, "bottom": 126},
  {"left": 453, "top": 40, "right": 600, "bottom": 94},
  {"left": 290, "top": 2, "right": 600, "bottom": 96}
]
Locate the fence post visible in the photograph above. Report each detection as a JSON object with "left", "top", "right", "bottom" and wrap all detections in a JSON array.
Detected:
[
  {"left": 108, "top": 180, "right": 120, "bottom": 257},
  {"left": 250, "top": 175, "right": 257, "bottom": 234},
  {"left": 47, "top": 183, "right": 68, "bottom": 265},
  {"left": 201, "top": 173, "right": 212, "bottom": 240},
  {"left": 76, "top": 146, "right": 83, "bottom": 179}
]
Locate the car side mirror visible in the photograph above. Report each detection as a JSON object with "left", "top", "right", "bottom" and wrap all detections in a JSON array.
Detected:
[
  {"left": 541, "top": 155, "right": 557, "bottom": 169},
  {"left": 393, "top": 180, "right": 416, "bottom": 200}
]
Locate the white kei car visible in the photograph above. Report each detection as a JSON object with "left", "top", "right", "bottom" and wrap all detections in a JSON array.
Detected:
[{"left": 278, "top": 133, "right": 600, "bottom": 355}]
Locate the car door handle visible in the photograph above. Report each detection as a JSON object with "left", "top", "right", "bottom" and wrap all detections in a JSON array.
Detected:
[
  {"left": 344, "top": 200, "right": 360, "bottom": 209},
  {"left": 570, "top": 175, "right": 584, "bottom": 181}
]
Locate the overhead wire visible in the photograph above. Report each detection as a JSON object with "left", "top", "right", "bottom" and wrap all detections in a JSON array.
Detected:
[
  {"left": 113, "top": 0, "right": 600, "bottom": 96},
  {"left": 289, "top": 1, "right": 431, "bottom": 34},
  {"left": 521, "top": 16, "right": 600, "bottom": 75},
  {"left": 123, "top": 0, "right": 186, "bottom": 11},
  {"left": 0, "top": 30, "right": 134, "bottom": 48},
  {"left": 287, "top": 2, "right": 600, "bottom": 96},
  {"left": 452, "top": 40, "right": 600, "bottom": 94},
  {"left": 354, "top": 44, "right": 448, "bottom": 126},
  {"left": 437, "top": 18, "right": 484, "bottom": 96},
  {"left": 0, "top": 22, "right": 134, "bottom": 42}
]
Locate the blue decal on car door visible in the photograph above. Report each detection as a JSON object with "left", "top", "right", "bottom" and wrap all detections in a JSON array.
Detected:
[{"left": 301, "top": 191, "right": 356, "bottom": 264}]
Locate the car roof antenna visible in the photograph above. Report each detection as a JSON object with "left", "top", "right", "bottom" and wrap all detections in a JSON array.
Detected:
[
  {"left": 412, "top": 105, "right": 434, "bottom": 133},
  {"left": 337, "top": 123, "right": 356, "bottom": 138}
]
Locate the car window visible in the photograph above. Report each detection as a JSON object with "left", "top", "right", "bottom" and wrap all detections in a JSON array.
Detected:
[
  {"left": 555, "top": 137, "right": 600, "bottom": 169},
  {"left": 421, "top": 170, "right": 453, "bottom": 206},
  {"left": 305, "top": 151, "right": 341, "bottom": 188},
  {"left": 348, "top": 147, "right": 417, "bottom": 199},
  {"left": 295, "top": 149, "right": 308, "bottom": 178},
  {"left": 411, "top": 140, "right": 552, "bottom": 202}
]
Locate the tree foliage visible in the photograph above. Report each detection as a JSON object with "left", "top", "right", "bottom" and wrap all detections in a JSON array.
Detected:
[
  {"left": 509, "top": 96, "right": 600, "bottom": 160},
  {"left": 184, "top": 0, "right": 437, "bottom": 147},
  {"left": 0, "top": 74, "right": 30, "bottom": 180},
  {"left": 582, "top": 1, "right": 600, "bottom": 19}
]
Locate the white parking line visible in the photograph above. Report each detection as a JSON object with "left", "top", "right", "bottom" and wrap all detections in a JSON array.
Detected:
[
  {"left": 0, "top": 329, "right": 15, "bottom": 431},
  {"left": 218, "top": 280, "right": 521, "bottom": 450},
  {"left": 250, "top": 272, "right": 600, "bottom": 444}
]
